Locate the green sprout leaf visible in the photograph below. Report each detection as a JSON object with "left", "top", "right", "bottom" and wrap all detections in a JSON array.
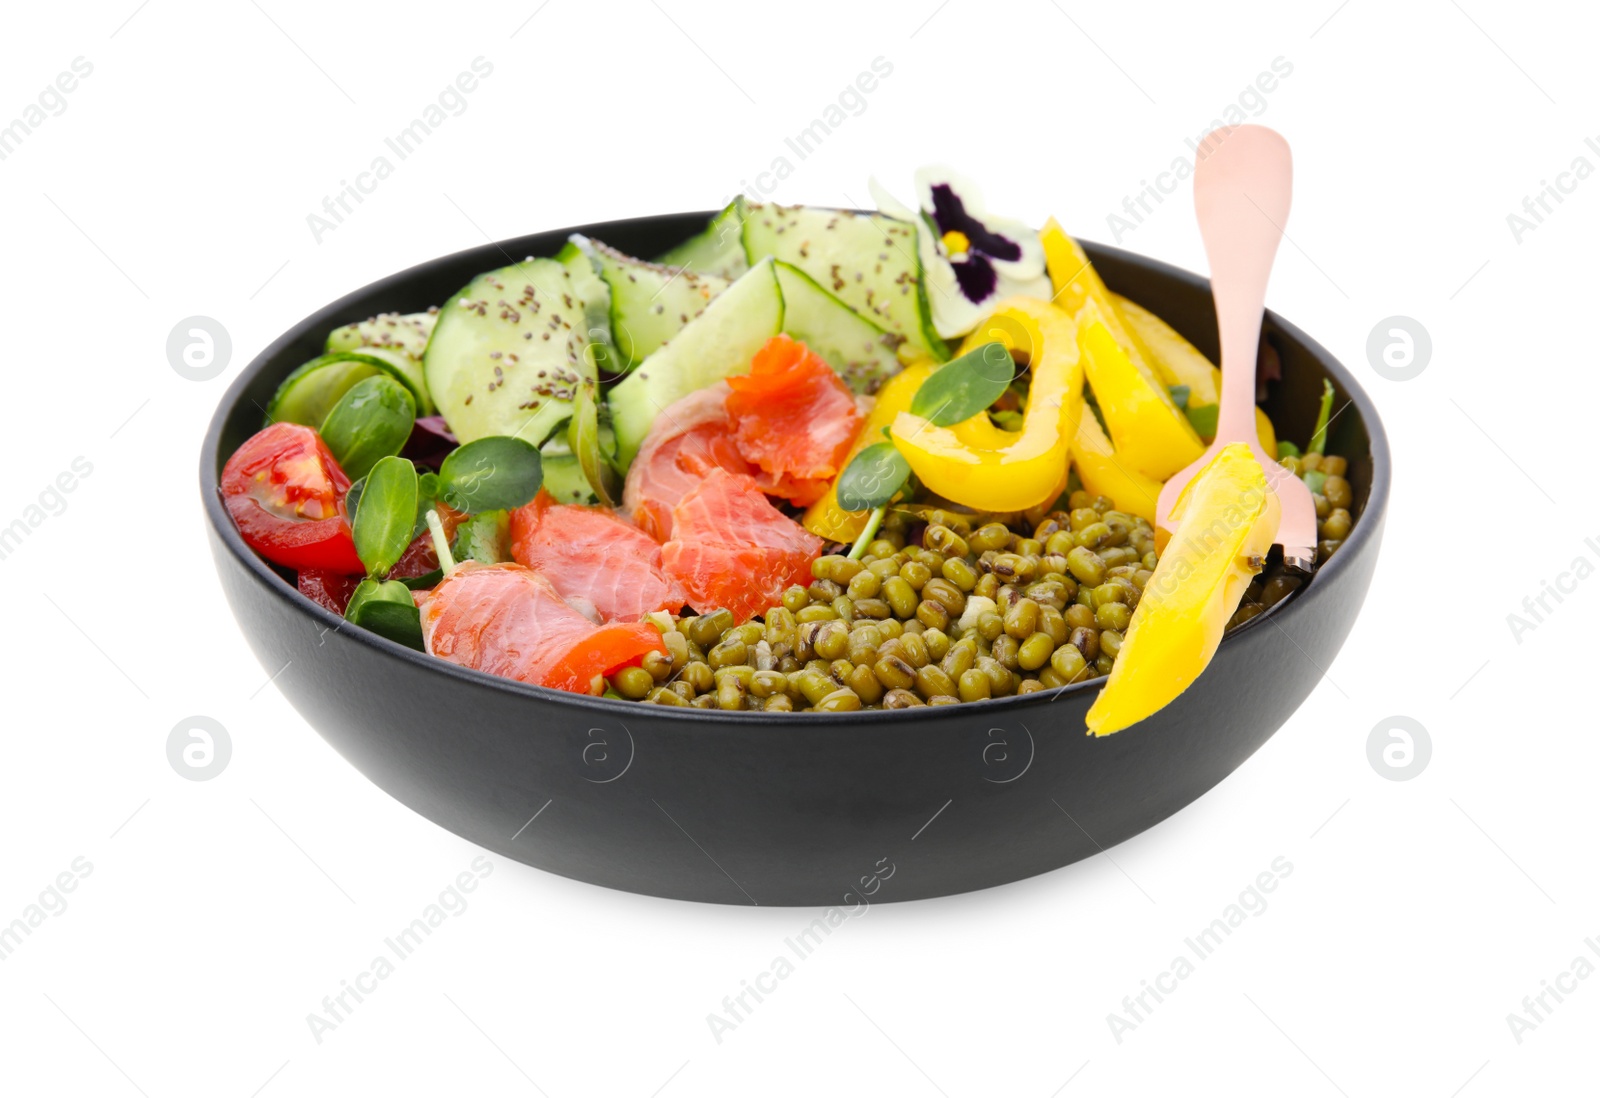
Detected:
[
  {"left": 320, "top": 374, "right": 416, "bottom": 480},
  {"left": 438, "top": 436, "right": 543, "bottom": 514},
  {"left": 352, "top": 455, "right": 419, "bottom": 578},
  {"left": 1185, "top": 403, "right": 1219, "bottom": 439},
  {"left": 1308, "top": 378, "right": 1335, "bottom": 455},
  {"left": 909, "top": 341, "right": 1015, "bottom": 427},
  {"left": 836, "top": 441, "right": 912, "bottom": 512},
  {"left": 1168, "top": 384, "right": 1191, "bottom": 410},
  {"left": 344, "top": 577, "right": 424, "bottom": 650}
]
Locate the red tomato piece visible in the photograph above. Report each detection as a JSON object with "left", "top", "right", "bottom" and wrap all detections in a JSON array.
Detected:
[
  {"left": 621, "top": 384, "right": 755, "bottom": 541},
  {"left": 660, "top": 468, "right": 823, "bottom": 623},
  {"left": 510, "top": 490, "right": 687, "bottom": 622},
  {"left": 420, "top": 561, "right": 666, "bottom": 693},
  {"left": 725, "top": 335, "right": 863, "bottom": 507},
  {"left": 221, "top": 423, "right": 362, "bottom": 573},
  {"left": 297, "top": 569, "right": 363, "bottom": 615}
]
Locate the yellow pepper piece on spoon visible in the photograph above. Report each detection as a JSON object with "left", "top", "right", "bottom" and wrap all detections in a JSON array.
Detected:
[
  {"left": 1113, "top": 293, "right": 1277, "bottom": 454},
  {"left": 1085, "top": 443, "right": 1280, "bottom": 737},
  {"left": 803, "top": 361, "right": 933, "bottom": 542},
  {"left": 889, "top": 298, "right": 1082, "bottom": 513}
]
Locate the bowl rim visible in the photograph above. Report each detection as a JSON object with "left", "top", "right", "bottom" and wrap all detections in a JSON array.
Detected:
[{"left": 200, "top": 214, "right": 1392, "bottom": 727}]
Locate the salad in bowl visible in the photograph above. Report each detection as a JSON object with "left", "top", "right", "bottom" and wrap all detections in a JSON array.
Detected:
[{"left": 219, "top": 167, "right": 1361, "bottom": 735}]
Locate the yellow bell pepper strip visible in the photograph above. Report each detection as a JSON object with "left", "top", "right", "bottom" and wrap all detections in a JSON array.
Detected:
[
  {"left": 1070, "top": 410, "right": 1164, "bottom": 522},
  {"left": 1085, "top": 443, "right": 1280, "bottom": 737},
  {"left": 1112, "top": 292, "right": 1277, "bottom": 454},
  {"left": 888, "top": 299, "right": 1082, "bottom": 513},
  {"left": 1042, "top": 218, "right": 1162, "bottom": 369},
  {"left": 803, "top": 362, "right": 934, "bottom": 542},
  {"left": 1077, "top": 301, "right": 1205, "bottom": 481}
]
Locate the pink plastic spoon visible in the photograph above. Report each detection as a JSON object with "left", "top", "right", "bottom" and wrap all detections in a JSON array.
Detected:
[{"left": 1155, "top": 124, "right": 1318, "bottom": 572}]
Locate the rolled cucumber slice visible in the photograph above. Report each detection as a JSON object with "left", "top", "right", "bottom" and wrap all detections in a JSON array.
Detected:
[
  {"left": 540, "top": 441, "right": 595, "bottom": 505},
  {"left": 554, "top": 241, "right": 621, "bottom": 375},
  {"left": 742, "top": 202, "right": 945, "bottom": 363},
  {"left": 608, "top": 257, "right": 784, "bottom": 467},
  {"left": 326, "top": 311, "right": 437, "bottom": 414},
  {"left": 266, "top": 352, "right": 422, "bottom": 429},
  {"left": 774, "top": 262, "right": 902, "bottom": 393},
  {"left": 423, "top": 258, "right": 602, "bottom": 447},
  {"left": 573, "top": 235, "right": 729, "bottom": 371},
  {"left": 654, "top": 198, "right": 749, "bottom": 280}
]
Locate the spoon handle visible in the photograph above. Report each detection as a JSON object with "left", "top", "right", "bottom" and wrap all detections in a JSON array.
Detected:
[{"left": 1192, "top": 126, "right": 1293, "bottom": 445}]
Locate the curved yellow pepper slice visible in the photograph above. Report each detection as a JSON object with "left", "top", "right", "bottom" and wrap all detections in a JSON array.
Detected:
[
  {"left": 889, "top": 298, "right": 1082, "bottom": 513},
  {"left": 1042, "top": 219, "right": 1205, "bottom": 482},
  {"left": 1070, "top": 410, "right": 1164, "bottom": 522},
  {"left": 1113, "top": 293, "right": 1277, "bottom": 454},
  {"left": 1085, "top": 443, "right": 1280, "bottom": 737},
  {"left": 1078, "top": 302, "right": 1205, "bottom": 481},
  {"left": 803, "top": 362, "right": 933, "bottom": 542}
]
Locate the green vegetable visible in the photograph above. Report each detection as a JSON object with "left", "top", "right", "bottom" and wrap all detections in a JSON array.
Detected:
[
  {"left": 847, "top": 505, "right": 887, "bottom": 560},
  {"left": 1168, "top": 384, "right": 1191, "bottom": 410},
  {"left": 344, "top": 578, "right": 424, "bottom": 650},
  {"left": 1308, "top": 379, "right": 1334, "bottom": 455},
  {"left": 836, "top": 441, "right": 912, "bottom": 512},
  {"left": 568, "top": 381, "right": 617, "bottom": 507},
  {"left": 1302, "top": 470, "right": 1328, "bottom": 495},
  {"left": 1277, "top": 440, "right": 1301, "bottom": 459},
  {"left": 453, "top": 510, "right": 511, "bottom": 564},
  {"left": 910, "top": 342, "right": 1014, "bottom": 427},
  {"left": 325, "top": 311, "right": 438, "bottom": 415},
  {"left": 438, "top": 436, "right": 544, "bottom": 514},
  {"left": 1184, "top": 403, "right": 1219, "bottom": 439},
  {"left": 265, "top": 352, "right": 423, "bottom": 429},
  {"left": 352, "top": 456, "right": 419, "bottom": 578},
  {"left": 319, "top": 374, "right": 416, "bottom": 480}
]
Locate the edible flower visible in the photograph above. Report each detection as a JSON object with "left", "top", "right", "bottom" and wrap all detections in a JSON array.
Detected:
[{"left": 870, "top": 167, "right": 1051, "bottom": 340}]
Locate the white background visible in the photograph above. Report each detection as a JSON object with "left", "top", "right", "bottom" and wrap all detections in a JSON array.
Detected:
[{"left": 1, "top": 1, "right": 1592, "bottom": 1095}]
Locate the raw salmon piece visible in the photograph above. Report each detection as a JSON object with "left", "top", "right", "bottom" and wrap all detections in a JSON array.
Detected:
[
  {"left": 725, "top": 335, "right": 863, "bottom": 506},
  {"left": 509, "top": 490, "right": 687, "bottom": 622},
  {"left": 420, "top": 561, "right": 666, "bottom": 694},
  {"left": 661, "top": 468, "right": 823, "bottom": 622},
  {"left": 621, "top": 384, "right": 755, "bottom": 540}
]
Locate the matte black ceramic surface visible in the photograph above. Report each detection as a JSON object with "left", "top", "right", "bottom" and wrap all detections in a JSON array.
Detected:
[{"left": 202, "top": 212, "right": 1389, "bottom": 906}]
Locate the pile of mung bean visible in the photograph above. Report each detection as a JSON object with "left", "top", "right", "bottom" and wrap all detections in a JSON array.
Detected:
[{"left": 610, "top": 450, "right": 1358, "bottom": 712}]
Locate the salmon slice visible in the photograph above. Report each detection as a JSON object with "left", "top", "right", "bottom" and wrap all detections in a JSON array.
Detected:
[
  {"left": 725, "top": 335, "right": 863, "bottom": 506},
  {"left": 509, "top": 490, "right": 687, "bottom": 622},
  {"left": 661, "top": 468, "right": 823, "bottom": 623},
  {"left": 420, "top": 561, "right": 666, "bottom": 693},
  {"left": 621, "top": 384, "right": 755, "bottom": 540}
]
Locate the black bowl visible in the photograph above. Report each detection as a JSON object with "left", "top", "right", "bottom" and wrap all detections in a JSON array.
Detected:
[{"left": 202, "top": 212, "right": 1389, "bottom": 906}]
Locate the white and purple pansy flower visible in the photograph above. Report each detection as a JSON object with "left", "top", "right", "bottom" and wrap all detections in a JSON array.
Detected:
[{"left": 870, "top": 166, "right": 1051, "bottom": 340}]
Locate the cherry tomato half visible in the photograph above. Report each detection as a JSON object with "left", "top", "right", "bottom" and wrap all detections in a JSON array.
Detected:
[{"left": 221, "top": 422, "right": 363, "bottom": 573}]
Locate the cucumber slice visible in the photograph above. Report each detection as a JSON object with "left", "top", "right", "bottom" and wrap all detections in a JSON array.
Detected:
[
  {"left": 774, "top": 261, "right": 902, "bottom": 393},
  {"left": 539, "top": 441, "right": 595, "bottom": 504},
  {"left": 266, "top": 352, "right": 421, "bottom": 429},
  {"left": 554, "top": 241, "right": 621, "bottom": 375},
  {"left": 742, "top": 202, "right": 945, "bottom": 363},
  {"left": 424, "top": 258, "right": 602, "bottom": 447},
  {"left": 608, "top": 258, "right": 784, "bottom": 467},
  {"left": 326, "top": 311, "right": 437, "bottom": 414},
  {"left": 573, "top": 235, "right": 729, "bottom": 371},
  {"left": 655, "top": 197, "right": 749, "bottom": 280}
]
